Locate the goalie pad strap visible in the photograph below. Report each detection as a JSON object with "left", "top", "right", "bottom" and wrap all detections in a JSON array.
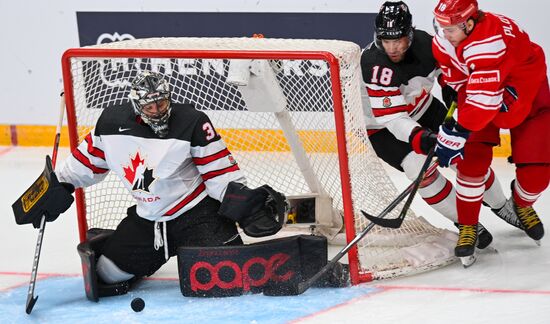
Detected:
[{"left": 177, "top": 235, "right": 328, "bottom": 297}]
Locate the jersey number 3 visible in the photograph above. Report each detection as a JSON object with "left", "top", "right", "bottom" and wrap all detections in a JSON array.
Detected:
[
  {"left": 203, "top": 122, "right": 216, "bottom": 141},
  {"left": 371, "top": 66, "right": 393, "bottom": 86}
]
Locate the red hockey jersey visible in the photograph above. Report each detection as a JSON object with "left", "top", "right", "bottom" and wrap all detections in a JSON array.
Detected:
[{"left": 432, "top": 12, "right": 547, "bottom": 131}]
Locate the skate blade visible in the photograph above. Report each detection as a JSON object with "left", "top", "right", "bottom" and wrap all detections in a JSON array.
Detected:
[
  {"left": 478, "top": 246, "right": 498, "bottom": 254},
  {"left": 459, "top": 255, "right": 477, "bottom": 268}
]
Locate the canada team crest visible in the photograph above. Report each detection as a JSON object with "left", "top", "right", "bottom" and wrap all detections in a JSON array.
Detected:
[{"left": 123, "top": 152, "right": 156, "bottom": 193}]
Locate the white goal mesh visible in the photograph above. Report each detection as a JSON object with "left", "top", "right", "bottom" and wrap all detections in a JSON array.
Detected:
[{"left": 61, "top": 37, "right": 456, "bottom": 284}]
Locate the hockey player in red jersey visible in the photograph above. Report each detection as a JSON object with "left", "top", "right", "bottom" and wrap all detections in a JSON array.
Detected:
[
  {"left": 432, "top": 0, "right": 550, "bottom": 266},
  {"left": 362, "top": 1, "right": 521, "bottom": 250}
]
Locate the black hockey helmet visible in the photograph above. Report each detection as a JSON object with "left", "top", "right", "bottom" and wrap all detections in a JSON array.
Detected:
[
  {"left": 128, "top": 71, "right": 172, "bottom": 137},
  {"left": 374, "top": 1, "right": 414, "bottom": 48}
]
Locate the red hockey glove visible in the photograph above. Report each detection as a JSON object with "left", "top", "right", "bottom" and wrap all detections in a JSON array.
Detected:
[
  {"left": 409, "top": 127, "right": 437, "bottom": 155},
  {"left": 501, "top": 86, "right": 518, "bottom": 112},
  {"left": 435, "top": 124, "right": 470, "bottom": 167}
]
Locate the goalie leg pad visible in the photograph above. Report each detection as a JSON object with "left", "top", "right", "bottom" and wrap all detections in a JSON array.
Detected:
[
  {"left": 77, "top": 229, "right": 134, "bottom": 302},
  {"left": 177, "top": 235, "right": 334, "bottom": 297}
]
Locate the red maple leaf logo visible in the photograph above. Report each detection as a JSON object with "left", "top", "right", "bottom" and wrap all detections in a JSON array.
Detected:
[
  {"left": 382, "top": 96, "right": 392, "bottom": 108},
  {"left": 123, "top": 152, "right": 145, "bottom": 184}
]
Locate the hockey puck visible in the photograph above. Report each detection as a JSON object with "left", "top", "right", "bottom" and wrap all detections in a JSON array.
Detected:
[{"left": 131, "top": 297, "right": 145, "bottom": 312}]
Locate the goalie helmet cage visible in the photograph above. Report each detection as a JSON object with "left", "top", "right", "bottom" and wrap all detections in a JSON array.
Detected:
[{"left": 61, "top": 37, "right": 456, "bottom": 286}]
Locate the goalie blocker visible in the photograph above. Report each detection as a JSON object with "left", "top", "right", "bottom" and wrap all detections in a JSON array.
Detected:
[
  {"left": 178, "top": 235, "right": 349, "bottom": 297},
  {"left": 12, "top": 155, "right": 74, "bottom": 228}
]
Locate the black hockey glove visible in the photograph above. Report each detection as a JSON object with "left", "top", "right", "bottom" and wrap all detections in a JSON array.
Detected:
[
  {"left": 38, "top": 181, "right": 75, "bottom": 228},
  {"left": 409, "top": 127, "right": 437, "bottom": 155},
  {"left": 219, "top": 182, "right": 288, "bottom": 237},
  {"left": 12, "top": 155, "right": 75, "bottom": 228},
  {"left": 441, "top": 84, "right": 458, "bottom": 109}
]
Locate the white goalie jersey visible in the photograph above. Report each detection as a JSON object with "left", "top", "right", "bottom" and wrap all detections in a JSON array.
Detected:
[{"left": 58, "top": 103, "right": 246, "bottom": 222}]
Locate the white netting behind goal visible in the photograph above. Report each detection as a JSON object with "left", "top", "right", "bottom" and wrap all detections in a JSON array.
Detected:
[{"left": 62, "top": 37, "right": 456, "bottom": 284}]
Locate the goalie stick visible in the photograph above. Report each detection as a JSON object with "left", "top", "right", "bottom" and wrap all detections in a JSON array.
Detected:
[
  {"left": 361, "top": 101, "right": 457, "bottom": 229},
  {"left": 25, "top": 92, "right": 65, "bottom": 315}
]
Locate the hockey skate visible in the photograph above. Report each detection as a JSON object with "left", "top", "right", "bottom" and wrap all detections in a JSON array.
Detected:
[
  {"left": 514, "top": 202, "right": 544, "bottom": 245},
  {"left": 484, "top": 199, "right": 523, "bottom": 230},
  {"left": 455, "top": 224, "right": 477, "bottom": 268},
  {"left": 454, "top": 222, "right": 492, "bottom": 249}
]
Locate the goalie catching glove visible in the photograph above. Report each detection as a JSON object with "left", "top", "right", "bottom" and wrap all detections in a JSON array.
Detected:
[
  {"left": 12, "top": 155, "right": 75, "bottom": 228},
  {"left": 219, "top": 182, "right": 288, "bottom": 237}
]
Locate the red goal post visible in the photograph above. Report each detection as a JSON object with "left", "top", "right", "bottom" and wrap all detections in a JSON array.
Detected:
[{"left": 61, "top": 37, "right": 456, "bottom": 285}]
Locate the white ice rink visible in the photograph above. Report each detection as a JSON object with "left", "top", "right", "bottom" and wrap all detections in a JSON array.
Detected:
[{"left": 1, "top": 146, "right": 549, "bottom": 323}]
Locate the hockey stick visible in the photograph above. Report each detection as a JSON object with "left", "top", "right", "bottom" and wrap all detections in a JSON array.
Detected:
[
  {"left": 295, "top": 169, "right": 431, "bottom": 294},
  {"left": 361, "top": 148, "right": 436, "bottom": 228},
  {"left": 361, "top": 102, "right": 457, "bottom": 229},
  {"left": 26, "top": 92, "right": 65, "bottom": 315},
  {"left": 296, "top": 103, "right": 458, "bottom": 293}
]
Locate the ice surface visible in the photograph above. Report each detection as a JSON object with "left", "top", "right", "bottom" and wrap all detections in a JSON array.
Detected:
[{"left": 1, "top": 147, "right": 549, "bottom": 323}]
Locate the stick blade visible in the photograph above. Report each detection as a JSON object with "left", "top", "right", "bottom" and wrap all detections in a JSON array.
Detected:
[
  {"left": 26, "top": 295, "right": 38, "bottom": 314},
  {"left": 360, "top": 210, "right": 403, "bottom": 229}
]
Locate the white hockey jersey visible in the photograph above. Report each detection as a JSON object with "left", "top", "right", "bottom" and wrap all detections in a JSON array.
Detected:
[
  {"left": 361, "top": 29, "right": 440, "bottom": 142},
  {"left": 58, "top": 103, "right": 246, "bottom": 222}
]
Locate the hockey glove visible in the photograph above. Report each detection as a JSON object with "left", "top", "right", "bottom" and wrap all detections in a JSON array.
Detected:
[
  {"left": 501, "top": 86, "right": 518, "bottom": 112},
  {"left": 435, "top": 124, "right": 470, "bottom": 168},
  {"left": 441, "top": 85, "right": 458, "bottom": 110},
  {"left": 38, "top": 182, "right": 75, "bottom": 228},
  {"left": 409, "top": 127, "right": 437, "bottom": 155},
  {"left": 12, "top": 155, "right": 75, "bottom": 228},
  {"left": 219, "top": 182, "right": 288, "bottom": 237}
]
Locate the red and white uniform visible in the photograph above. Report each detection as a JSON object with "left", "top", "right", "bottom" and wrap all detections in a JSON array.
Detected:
[
  {"left": 433, "top": 12, "right": 550, "bottom": 223},
  {"left": 433, "top": 12, "right": 547, "bottom": 131},
  {"left": 362, "top": 30, "right": 439, "bottom": 141},
  {"left": 58, "top": 103, "right": 246, "bottom": 222}
]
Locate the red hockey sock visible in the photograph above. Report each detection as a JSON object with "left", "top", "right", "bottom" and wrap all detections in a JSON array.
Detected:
[
  {"left": 513, "top": 164, "right": 550, "bottom": 207},
  {"left": 456, "top": 173, "right": 485, "bottom": 225},
  {"left": 455, "top": 142, "right": 493, "bottom": 225}
]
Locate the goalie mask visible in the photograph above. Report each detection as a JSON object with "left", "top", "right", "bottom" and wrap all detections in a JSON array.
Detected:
[{"left": 129, "top": 71, "right": 172, "bottom": 137}]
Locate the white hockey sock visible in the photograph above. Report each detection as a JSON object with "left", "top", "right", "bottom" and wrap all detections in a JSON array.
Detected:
[
  {"left": 481, "top": 168, "right": 507, "bottom": 209},
  {"left": 418, "top": 172, "right": 458, "bottom": 223},
  {"left": 401, "top": 152, "right": 457, "bottom": 223}
]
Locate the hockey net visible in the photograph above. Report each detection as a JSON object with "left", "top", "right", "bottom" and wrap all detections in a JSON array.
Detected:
[{"left": 61, "top": 37, "right": 456, "bottom": 284}]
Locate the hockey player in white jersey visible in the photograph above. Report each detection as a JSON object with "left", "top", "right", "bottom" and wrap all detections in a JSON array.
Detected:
[
  {"left": 362, "top": 1, "right": 517, "bottom": 249},
  {"left": 15, "top": 71, "right": 293, "bottom": 299}
]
